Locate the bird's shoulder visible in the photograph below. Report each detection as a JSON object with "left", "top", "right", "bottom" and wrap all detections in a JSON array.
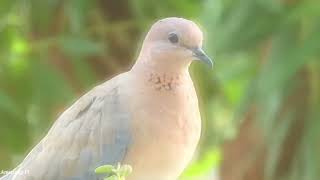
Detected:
[{"left": 56, "top": 72, "right": 130, "bottom": 125}]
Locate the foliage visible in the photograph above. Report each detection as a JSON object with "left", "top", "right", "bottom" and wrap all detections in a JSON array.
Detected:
[
  {"left": 95, "top": 163, "right": 132, "bottom": 180},
  {"left": 203, "top": 0, "right": 320, "bottom": 179}
]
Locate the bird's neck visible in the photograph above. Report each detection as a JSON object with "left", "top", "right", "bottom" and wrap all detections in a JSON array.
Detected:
[
  {"left": 133, "top": 51, "right": 191, "bottom": 72},
  {"left": 131, "top": 58, "right": 192, "bottom": 91}
]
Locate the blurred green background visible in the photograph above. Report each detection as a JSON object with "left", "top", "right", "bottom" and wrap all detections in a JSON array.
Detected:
[{"left": 0, "top": 0, "right": 320, "bottom": 179}]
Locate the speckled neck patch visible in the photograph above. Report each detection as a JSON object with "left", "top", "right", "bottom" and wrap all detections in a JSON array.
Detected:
[{"left": 148, "top": 72, "right": 182, "bottom": 91}]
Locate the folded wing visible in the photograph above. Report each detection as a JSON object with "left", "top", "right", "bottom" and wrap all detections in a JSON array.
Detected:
[{"left": 4, "top": 78, "right": 132, "bottom": 180}]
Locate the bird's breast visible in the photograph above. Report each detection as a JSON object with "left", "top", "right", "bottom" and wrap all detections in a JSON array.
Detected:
[
  {"left": 132, "top": 83, "right": 201, "bottom": 146},
  {"left": 124, "top": 81, "right": 201, "bottom": 179}
]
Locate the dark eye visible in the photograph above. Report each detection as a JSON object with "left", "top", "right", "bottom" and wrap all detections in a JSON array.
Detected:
[{"left": 168, "top": 33, "right": 179, "bottom": 44}]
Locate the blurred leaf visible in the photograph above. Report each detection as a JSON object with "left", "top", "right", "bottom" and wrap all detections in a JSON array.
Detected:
[
  {"left": 70, "top": 58, "right": 97, "bottom": 89},
  {"left": 11, "top": 35, "right": 28, "bottom": 54},
  {"left": 181, "top": 147, "right": 221, "bottom": 178},
  {"left": 302, "top": 112, "right": 320, "bottom": 180},
  {"left": 118, "top": 165, "right": 133, "bottom": 177},
  {"left": 95, "top": 165, "right": 114, "bottom": 174},
  {"left": 265, "top": 112, "right": 295, "bottom": 180},
  {"left": 0, "top": 90, "right": 20, "bottom": 117},
  {"left": 0, "top": 0, "right": 17, "bottom": 17},
  {"left": 258, "top": 22, "right": 320, "bottom": 96},
  {"left": 58, "top": 36, "right": 104, "bottom": 57},
  {"left": 66, "top": 0, "right": 93, "bottom": 34},
  {"left": 216, "top": 53, "right": 256, "bottom": 105},
  {"left": 29, "top": 0, "right": 60, "bottom": 32},
  {"left": 105, "top": 175, "right": 117, "bottom": 180},
  {"left": 255, "top": 24, "right": 299, "bottom": 131},
  {"left": 257, "top": 0, "right": 284, "bottom": 12},
  {"left": 8, "top": 35, "right": 29, "bottom": 76}
]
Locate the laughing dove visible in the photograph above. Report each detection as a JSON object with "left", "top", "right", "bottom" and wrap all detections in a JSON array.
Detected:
[{"left": 1, "top": 17, "right": 212, "bottom": 180}]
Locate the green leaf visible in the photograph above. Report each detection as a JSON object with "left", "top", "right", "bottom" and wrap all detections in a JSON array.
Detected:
[
  {"left": 104, "top": 175, "right": 118, "bottom": 180},
  {"left": 95, "top": 165, "right": 115, "bottom": 174},
  {"left": 118, "top": 165, "right": 133, "bottom": 177}
]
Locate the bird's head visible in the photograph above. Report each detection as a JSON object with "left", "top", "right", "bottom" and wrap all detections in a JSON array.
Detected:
[{"left": 136, "top": 17, "right": 213, "bottom": 72}]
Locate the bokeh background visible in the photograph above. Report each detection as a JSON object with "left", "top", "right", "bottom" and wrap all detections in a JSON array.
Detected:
[{"left": 0, "top": 0, "right": 320, "bottom": 179}]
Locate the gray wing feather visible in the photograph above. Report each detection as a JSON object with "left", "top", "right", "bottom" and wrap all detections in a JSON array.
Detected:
[{"left": 1, "top": 80, "right": 132, "bottom": 180}]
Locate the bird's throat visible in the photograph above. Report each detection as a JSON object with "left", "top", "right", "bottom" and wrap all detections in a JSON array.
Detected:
[
  {"left": 132, "top": 57, "right": 191, "bottom": 91},
  {"left": 147, "top": 72, "right": 185, "bottom": 91}
]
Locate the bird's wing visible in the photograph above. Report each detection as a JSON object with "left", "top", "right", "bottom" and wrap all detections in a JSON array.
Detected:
[{"left": 9, "top": 76, "right": 132, "bottom": 180}]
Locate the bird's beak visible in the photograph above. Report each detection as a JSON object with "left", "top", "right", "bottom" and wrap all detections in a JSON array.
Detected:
[{"left": 191, "top": 47, "right": 213, "bottom": 68}]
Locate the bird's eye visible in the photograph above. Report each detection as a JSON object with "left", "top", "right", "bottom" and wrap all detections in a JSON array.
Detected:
[{"left": 168, "top": 33, "right": 179, "bottom": 44}]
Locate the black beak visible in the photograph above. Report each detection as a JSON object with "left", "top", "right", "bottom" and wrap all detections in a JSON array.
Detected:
[{"left": 191, "top": 47, "right": 213, "bottom": 68}]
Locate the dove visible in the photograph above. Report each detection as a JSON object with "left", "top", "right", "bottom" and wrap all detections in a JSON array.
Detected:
[{"left": 0, "top": 17, "right": 212, "bottom": 180}]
